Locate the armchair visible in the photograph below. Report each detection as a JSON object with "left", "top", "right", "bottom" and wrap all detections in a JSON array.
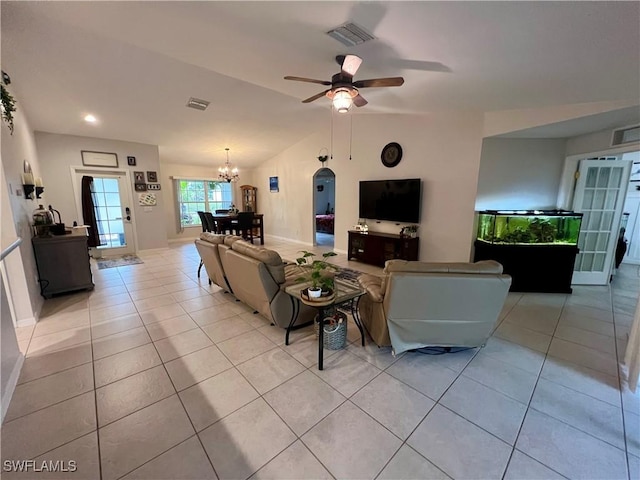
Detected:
[{"left": 357, "top": 260, "right": 511, "bottom": 355}]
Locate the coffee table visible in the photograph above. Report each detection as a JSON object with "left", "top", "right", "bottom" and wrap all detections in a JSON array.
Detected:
[{"left": 284, "top": 278, "right": 366, "bottom": 370}]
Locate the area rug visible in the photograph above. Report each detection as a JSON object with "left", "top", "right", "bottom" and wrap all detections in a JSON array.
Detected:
[{"left": 96, "top": 255, "right": 144, "bottom": 270}]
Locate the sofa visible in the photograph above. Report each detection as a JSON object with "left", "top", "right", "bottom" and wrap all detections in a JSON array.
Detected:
[
  {"left": 195, "top": 233, "right": 316, "bottom": 328},
  {"left": 357, "top": 260, "right": 512, "bottom": 355}
]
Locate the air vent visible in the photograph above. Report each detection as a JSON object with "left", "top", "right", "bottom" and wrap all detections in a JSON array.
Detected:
[
  {"left": 186, "top": 97, "right": 210, "bottom": 111},
  {"left": 611, "top": 125, "right": 640, "bottom": 146},
  {"left": 326, "top": 22, "right": 375, "bottom": 47}
]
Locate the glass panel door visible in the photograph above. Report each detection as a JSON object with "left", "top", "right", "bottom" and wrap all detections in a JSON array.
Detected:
[
  {"left": 74, "top": 171, "right": 135, "bottom": 256},
  {"left": 572, "top": 160, "right": 632, "bottom": 284}
]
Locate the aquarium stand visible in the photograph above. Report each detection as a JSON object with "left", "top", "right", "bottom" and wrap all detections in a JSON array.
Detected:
[{"left": 474, "top": 241, "right": 578, "bottom": 293}]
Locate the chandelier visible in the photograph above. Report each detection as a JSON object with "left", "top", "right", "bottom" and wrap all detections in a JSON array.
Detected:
[{"left": 218, "top": 147, "right": 239, "bottom": 183}]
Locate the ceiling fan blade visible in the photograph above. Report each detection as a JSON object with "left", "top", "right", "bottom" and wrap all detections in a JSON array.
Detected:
[
  {"left": 353, "top": 77, "right": 405, "bottom": 88},
  {"left": 353, "top": 94, "right": 368, "bottom": 107},
  {"left": 302, "top": 90, "right": 330, "bottom": 103},
  {"left": 284, "top": 76, "right": 331, "bottom": 86},
  {"left": 339, "top": 54, "right": 363, "bottom": 77}
]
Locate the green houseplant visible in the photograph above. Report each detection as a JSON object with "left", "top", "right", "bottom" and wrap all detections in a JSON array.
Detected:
[
  {"left": 296, "top": 250, "right": 337, "bottom": 298},
  {"left": 1, "top": 73, "right": 17, "bottom": 135}
]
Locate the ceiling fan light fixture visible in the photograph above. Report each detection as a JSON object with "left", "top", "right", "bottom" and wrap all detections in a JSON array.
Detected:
[{"left": 327, "top": 87, "right": 357, "bottom": 113}]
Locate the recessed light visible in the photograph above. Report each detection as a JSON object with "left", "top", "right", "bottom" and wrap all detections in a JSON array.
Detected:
[{"left": 84, "top": 114, "right": 97, "bottom": 123}]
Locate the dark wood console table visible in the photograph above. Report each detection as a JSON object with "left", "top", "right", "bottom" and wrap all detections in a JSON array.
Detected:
[
  {"left": 348, "top": 230, "right": 419, "bottom": 267},
  {"left": 32, "top": 235, "right": 94, "bottom": 298}
]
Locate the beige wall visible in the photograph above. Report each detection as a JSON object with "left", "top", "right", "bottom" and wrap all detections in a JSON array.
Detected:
[
  {"left": 1, "top": 96, "right": 40, "bottom": 419},
  {"left": 34, "top": 133, "right": 168, "bottom": 251},
  {"left": 476, "top": 138, "right": 567, "bottom": 211},
  {"left": 1, "top": 103, "right": 43, "bottom": 323},
  {"left": 484, "top": 100, "right": 638, "bottom": 138},
  {"left": 251, "top": 111, "right": 485, "bottom": 262}
]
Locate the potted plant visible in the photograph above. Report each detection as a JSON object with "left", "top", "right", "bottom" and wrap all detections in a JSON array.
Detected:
[
  {"left": 1, "top": 71, "right": 16, "bottom": 135},
  {"left": 296, "top": 250, "right": 337, "bottom": 298}
]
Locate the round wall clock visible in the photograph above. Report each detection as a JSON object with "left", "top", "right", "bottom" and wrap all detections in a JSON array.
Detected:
[{"left": 381, "top": 142, "right": 403, "bottom": 168}]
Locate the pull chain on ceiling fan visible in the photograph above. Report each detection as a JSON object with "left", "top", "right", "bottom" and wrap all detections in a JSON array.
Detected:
[{"left": 284, "top": 54, "right": 404, "bottom": 113}]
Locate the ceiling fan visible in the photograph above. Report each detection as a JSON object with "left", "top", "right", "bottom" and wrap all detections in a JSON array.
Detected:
[{"left": 284, "top": 54, "right": 404, "bottom": 113}]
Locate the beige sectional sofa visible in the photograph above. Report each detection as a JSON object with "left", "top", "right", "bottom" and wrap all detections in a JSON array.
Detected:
[
  {"left": 195, "top": 233, "right": 316, "bottom": 329},
  {"left": 358, "top": 260, "right": 512, "bottom": 355}
]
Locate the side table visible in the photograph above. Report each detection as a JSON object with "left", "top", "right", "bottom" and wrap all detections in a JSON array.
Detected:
[{"left": 284, "top": 278, "right": 366, "bottom": 370}]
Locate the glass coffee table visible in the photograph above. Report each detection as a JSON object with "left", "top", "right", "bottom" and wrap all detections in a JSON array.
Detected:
[{"left": 284, "top": 278, "right": 366, "bottom": 370}]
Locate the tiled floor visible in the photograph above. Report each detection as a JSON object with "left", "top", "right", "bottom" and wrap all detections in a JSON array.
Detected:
[{"left": 3, "top": 237, "right": 639, "bottom": 480}]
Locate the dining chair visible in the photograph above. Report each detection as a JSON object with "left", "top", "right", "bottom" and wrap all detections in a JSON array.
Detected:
[
  {"left": 196, "top": 211, "right": 211, "bottom": 278},
  {"left": 202, "top": 211, "right": 218, "bottom": 233},
  {"left": 235, "top": 212, "right": 255, "bottom": 243}
]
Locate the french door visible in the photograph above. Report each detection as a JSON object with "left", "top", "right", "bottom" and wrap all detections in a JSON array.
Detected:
[
  {"left": 572, "top": 160, "right": 632, "bottom": 284},
  {"left": 73, "top": 170, "right": 135, "bottom": 256}
]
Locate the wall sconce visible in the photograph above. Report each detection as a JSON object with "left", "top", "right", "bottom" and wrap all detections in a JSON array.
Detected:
[
  {"left": 21, "top": 175, "right": 43, "bottom": 199},
  {"left": 21, "top": 172, "right": 35, "bottom": 199},
  {"left": 35, "top": 177, "right": 44, "bottom": 199}
]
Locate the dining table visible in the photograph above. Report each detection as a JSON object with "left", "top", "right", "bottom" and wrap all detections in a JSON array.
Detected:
[{"left": 211, "top": 213, "right": 264, "bottom": 245}]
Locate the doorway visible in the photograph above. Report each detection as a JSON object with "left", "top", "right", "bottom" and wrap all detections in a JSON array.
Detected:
[
  {"left": 620, "top": 151, "right": 640, "bottom": 265},
  {"left": 72, "top": 168, "right": 136, "bottom": 256},
  {"left": 313, "top": 168, "right": 335, "bottom": 247}
]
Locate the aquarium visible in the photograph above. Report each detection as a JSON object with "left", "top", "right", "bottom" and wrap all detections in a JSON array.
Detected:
[{"left": 476, "top": 210, "right": 583, "bottom": 246}]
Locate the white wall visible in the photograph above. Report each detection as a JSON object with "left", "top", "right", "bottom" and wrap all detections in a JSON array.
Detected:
[
  {"left": 1, "top": 94, "right": 40, "bottom": 421},
  {"left": 250, "top": 112, "right": 485, "bottom": 262},
  {"left": 1, "top": 102, "right": 43, "bottom": 324},
  {"left": 476, "top": 138, "right": 567, "bottom": 210},
  {"left": 484, "top": 100, "right": 638, "bottom": 138},
  {"left": 35, "top": 133, "right": 168, "bottom": 251}
]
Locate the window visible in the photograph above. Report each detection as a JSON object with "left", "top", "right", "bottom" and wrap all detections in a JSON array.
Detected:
[{"left": 177, "top": 180, "right": 233, "bottom": 227}]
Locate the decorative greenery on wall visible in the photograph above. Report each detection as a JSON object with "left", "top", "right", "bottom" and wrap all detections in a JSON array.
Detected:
[{"left": 1, "top": 71, "right": 17, "bottom": 135}]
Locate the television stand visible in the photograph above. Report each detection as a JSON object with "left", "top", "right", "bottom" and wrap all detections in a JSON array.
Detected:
[{"left": 348, "top": 230, "right": 419, "bottom": 267}]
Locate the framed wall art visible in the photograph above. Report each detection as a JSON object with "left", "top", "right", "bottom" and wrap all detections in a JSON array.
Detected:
[
  {"left": 147, "top": 171, "right": 157, "bottom": 182},
  {"left": 269, "top": 176, "right": 279, "bottom": 193},
  {"left": 127, "top": 156, "right": 137, "bottom": 166},
  {"left": 81, "top": 151, "right": 118, "bottom": 168},
  {"left": 134, "top": 171, "right": 145, "bottom": 183}
]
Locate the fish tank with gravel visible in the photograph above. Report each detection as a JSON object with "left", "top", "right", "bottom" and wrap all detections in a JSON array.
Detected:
[{"left": 476, "top": 210, "right": 583, "bottom": 246}]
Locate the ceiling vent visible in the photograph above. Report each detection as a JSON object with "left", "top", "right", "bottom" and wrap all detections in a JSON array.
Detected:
[
  {"left": 611, "top": 125, "right": 640, "bottom": 146},
  {"left": 186, "top": 97, "right": 210, "bottom": 111},
  {"left": 326, "top": 22, "right": 375, "bottom": 47}
]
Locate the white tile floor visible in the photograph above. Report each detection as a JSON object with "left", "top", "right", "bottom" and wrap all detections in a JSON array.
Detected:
[{"left": 3, "top": 237, "right": 639, "bottom": 480}]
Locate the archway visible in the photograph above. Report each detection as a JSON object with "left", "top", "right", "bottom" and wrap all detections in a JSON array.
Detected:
[{"left": 313, "top": 168, "right": 336, "bottom": 247}]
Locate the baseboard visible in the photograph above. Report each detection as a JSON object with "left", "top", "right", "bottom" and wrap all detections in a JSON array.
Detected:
[
  {"left": 168, "top": 237, "right": 198, "bottom": 245},
  {"left": 16, "top": 315, "right": 36, "bottom": 328},
  {"left": 333, "top": 248, "right": 347, "bottom": 255},
  {"left": 264, "top": 234, "right": 312, "bottom": 247},
  {"left": 1, "top": 352, "right": 24, "bottom": 423}
]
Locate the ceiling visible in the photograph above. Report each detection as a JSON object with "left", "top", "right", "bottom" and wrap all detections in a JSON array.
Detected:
[{"left": 2, "top": 1, "right": 639, "bottom": 168}]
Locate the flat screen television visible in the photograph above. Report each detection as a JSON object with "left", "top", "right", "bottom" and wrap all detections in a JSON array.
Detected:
[{"left": 359, "top": 178, "right": 422, "bottom": 223}]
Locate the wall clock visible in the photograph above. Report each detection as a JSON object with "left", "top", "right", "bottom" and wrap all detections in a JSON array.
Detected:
[{"left": 381, "top": 142, "right": 403, "bottom": 168}]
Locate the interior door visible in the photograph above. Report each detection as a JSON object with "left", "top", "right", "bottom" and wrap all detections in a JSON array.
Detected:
[
  {"left": 74, "top": 171, "right": 135, "bottom": 256},
  {"left": 572, "top": 160, "right": 632, "bottom": 284}
]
